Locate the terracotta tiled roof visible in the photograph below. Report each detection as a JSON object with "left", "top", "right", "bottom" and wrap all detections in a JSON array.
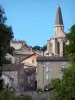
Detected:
[{"left": 22, "top": 53, "right": 39, "bottom": 60}]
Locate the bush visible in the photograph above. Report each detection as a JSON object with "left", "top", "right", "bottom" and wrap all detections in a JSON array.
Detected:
[
  {"left": 15, "top": 94, "right": 32, "bottom": 100},
  {"left": 0, "top": 86, "right": 32, "bottom": 100},
  {"left": 0, "top": 86, "right": 16, "bottom": 100}
]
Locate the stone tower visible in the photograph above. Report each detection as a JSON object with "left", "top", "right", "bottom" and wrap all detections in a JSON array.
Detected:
[
  {"left": 54, "top": 4, "right": 65, "bottom": 38},
  {"left": 47, "top": 5, "right": 66, "bottom": 57}
]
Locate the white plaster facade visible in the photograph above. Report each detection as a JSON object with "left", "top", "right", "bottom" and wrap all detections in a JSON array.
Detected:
[
  {"left": 10, "top": 40, "right": 26, "bottom": 50},
  {"left": 5, "top": 53, "right": 16, "bottom": 63}
]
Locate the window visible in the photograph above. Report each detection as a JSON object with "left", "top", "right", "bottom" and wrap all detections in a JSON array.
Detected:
[
  {"left": 57, "top": 41, "right": 60, "bottom": 54},
  {"left": 46, "top": 74, "right": 50, "bottom": 80},
  {"left": 32, "top": 59, "right": 34, "bottom": 63},
  {"left": 36, "top": 68, "right": 37, "bottom": 73},
  {"left": 46, "top": 67, "right": 50, "bottom": 72}
]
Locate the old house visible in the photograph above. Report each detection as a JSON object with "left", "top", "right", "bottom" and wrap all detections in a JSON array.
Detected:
[
  {"left": 24, "top": 67, "right": 36, "bottom": 90},
  {"left": 36, "top": 5, "right": 69, "bottom": 90},
  {"left": 10, "top": 40, "right": 33, "bottom": 63},
  {"left": 2, "top": 63, "right": 26, "bottom": 92},
  {"left": 22, "top": 53, "right": 39, "bottom": 67},
  {"left": 22, "top": 53, "right": 39, "bottom": 90},
  {"left": 37, "top": 56, "right": 69, "bottom": 90}
]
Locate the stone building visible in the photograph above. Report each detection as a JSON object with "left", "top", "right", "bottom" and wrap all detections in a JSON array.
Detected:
[
  {"left": 2, "top": 63, "right": 25, "bottom": 92},
  {"left": 2, "top": 63, "right": 37, "bottom": 91},
  {"left": 36, "top": 56, "right": 69, "bottom": 90},
  {"left": 10, "top": 40, "right": 33, "bottom": 63},
  {"left": 22, "top": 53, "right": 39, "bottom": 90},
  {"left": 36, "top": 5, "right": 69, "bottom": 90},
  {"left": 47, "top": 4, "right": 66, "bottom": 57}
]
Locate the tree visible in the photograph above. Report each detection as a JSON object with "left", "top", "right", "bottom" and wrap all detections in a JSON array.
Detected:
[
  {"left": 0, "top": 5, "right": 14, "bottom": 89},
  {"left": 7, "top": 46, "right": 15, "bottom": 56},
  {"left": 41, "top": 45, "right": 47, "bottom": 52},
  {"left": 51, "top": 63, "right": 75, "bottom": 100},
  {"left": 3, "top": 58, "right": 12, "bottom": 64},
  {"left": 50, "top": 25, "right": 75, "bottom": 100},
  {"left": 0, "top": 86, "right": 32, "bottom": 100},
  {"left": 32, "top": 46, "right": 41, "bottom": 50},
  {"left": 32, "top": 45, "right": 47, "bottom": 51},
  {"left": 65, "top": 25, "right": 75, "bottom": 60}
]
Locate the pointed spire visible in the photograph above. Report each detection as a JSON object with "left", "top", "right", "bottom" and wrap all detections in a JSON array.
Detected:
[{"left": 55, "top": 4, "right": 63, "bottom": 26}]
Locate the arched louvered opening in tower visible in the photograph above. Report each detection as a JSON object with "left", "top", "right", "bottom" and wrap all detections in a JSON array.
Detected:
[
  {"left": 57, "top": 41, "right": 60, "bottom": 55},
  {"left": 63, "top": 41, "right": 65, "bottom": 56},
  {"left": 49, "top": 42, "right": 52, "bottom": 54}
]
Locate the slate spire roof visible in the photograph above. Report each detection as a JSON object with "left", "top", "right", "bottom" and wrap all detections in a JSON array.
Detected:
[{"left": 55, "top": 4, "right": 63, "bottom": 26}]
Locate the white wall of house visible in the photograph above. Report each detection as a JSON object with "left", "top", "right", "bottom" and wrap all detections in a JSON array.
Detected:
[
  {"left": 10, "top": 42, "right": 23, "bottom": 50},
  {"left": 5, "top": 53, "right": 15, "bottom": 63},
  {"left": 2, "top": 74, "right": 11, "bottom": 86},
  {"left": 3, "top": 71, "right": 18, "bottom": 88}
]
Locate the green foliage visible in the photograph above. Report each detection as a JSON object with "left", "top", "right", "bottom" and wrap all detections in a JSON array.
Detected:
[
  {"left": 3, "top": 58, "right": 12, "bottom": 64},
  {"left": 16, "top": 94, "right": 32, "bottom": 100},
  {"left": 51, "top": 63, "right": 75, "bottom": 100},
  {"left": 0, "top": 5, "right": 7, "bottom": 24},
  {"left": 0, "top": 87, "right": 16, "bottom": 100},
  {"left": 0, "top": 87, "right": 32, "bottom": 100},
  {"left": 0, "top": 5, "right": 14, "bottom": 90},
  {"left": 0, "top": 5, "right": 14, "bottom": 66},
  {"left": 32, "top": 46, "right": 41, "bottom": 50},
  {"left": 41, "top": 45, "right": 47, "bottom": 51},
  {"left": 65, "top": 25, "right": 75, "bottom": 59},
  {"left": 32, "top": 45, "right": 47, "bottom": 51},
  {"left": 7, "top": 46, "right": 15, "bottom": 56},
  {"left": 50, "top": 25, "right": 75, "bottom": 100}
]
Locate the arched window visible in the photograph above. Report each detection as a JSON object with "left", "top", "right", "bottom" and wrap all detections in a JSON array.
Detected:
[
  {"left": 57, "top": 41, "right": 60, "bottom": 54},
  {"left": 63, "top": 42, "right": 65, "bottom": 55},
  {"left": 49, "top": 42, "right": 52, "bottom": 54}
]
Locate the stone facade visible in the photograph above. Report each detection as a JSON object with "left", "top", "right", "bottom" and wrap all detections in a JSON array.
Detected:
[
  {"left": 36, "top": 5, "right": 69, "bottom": 90},
  {"left": 10, "top": 40, "right": 33, "bottom": 63},
  {"left": 36, "top": 56, "right": 69, "bottom": 90},
  {"left": 2, "top": 64, "right": 25, "bottom": 92},
  {"left": 10, "top": 40, "right": 26, "bottom": 50},
  {"left": 47, "top": 5, "right": 66, "bottom": 57}
]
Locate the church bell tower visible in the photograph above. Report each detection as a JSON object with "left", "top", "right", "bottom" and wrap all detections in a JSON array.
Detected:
[
  {"left": 47, "top": 4, "right": 66, "bottom": 57},
  {"left": 54, "top": 4, "right": 65, "bottom": 38}
]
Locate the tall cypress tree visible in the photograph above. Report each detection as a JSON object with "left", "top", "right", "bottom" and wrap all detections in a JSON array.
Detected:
[{"left": 0, "top": 5, "right": 14, "bottom": 90}]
